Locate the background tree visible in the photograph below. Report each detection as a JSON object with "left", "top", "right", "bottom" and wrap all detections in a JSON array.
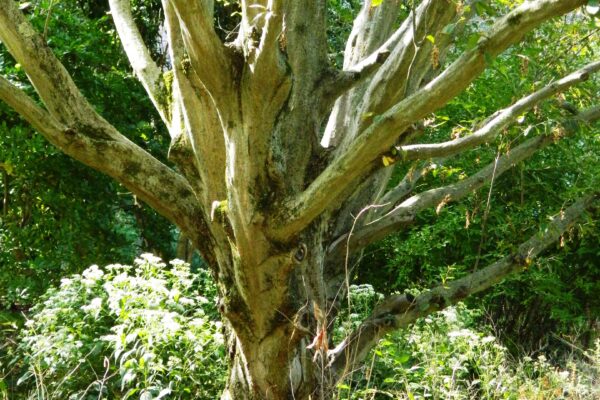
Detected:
[{"left": 0, "top": 0, "right": 598, "bottom": 399}]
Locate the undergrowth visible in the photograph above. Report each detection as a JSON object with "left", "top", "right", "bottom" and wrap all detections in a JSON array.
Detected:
[{"left": 1, "top": 266, "right": 598, "bottom": 399}]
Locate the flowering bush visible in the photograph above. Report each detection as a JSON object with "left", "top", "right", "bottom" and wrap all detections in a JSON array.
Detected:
[
  {"left": 12, "top": 254, "right": 225, "bottom": 399},
  {"left": 336, "top": 286, "right": 600, "bottom": 400}
]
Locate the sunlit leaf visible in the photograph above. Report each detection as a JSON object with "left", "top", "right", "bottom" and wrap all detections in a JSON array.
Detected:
[
  {"left": 466, "top": 33, "right": 481, "bottom": 50},
  {"left": 382, "top": 155, "right": 395, "bottom": 167}
]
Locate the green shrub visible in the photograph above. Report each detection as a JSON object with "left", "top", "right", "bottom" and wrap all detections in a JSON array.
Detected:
[
  {"left": 10, "top": 254, "right": 225, "bottom": 399},
  {"left": 336, "top": 285, "right": 600, "bottom": 400}
]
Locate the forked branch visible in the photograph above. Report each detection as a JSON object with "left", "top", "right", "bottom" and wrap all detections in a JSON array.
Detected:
[
  {"left": 270, "top": 0, "right": 586, "bottom": 241},
  {"left": 0, "top": 75, "right": 208, "bottom": 252},
  {"left": 170, "top": 0, "right": 234, "bottom": 102},
  {"left": 398, "top": 60, "right": 600, "bottom": 162}
]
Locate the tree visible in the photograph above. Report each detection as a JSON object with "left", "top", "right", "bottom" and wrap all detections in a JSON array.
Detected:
[{"left": 0, "top": 0, "right": 598, "bottom": 398}]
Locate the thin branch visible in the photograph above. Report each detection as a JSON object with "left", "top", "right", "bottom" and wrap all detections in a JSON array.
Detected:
[
  {"left": 328, "top": 192, "right": 599, "bottom": 376},
  {"left": 2, "top": 166, "right": 9, "bottom": 217},
  {"left": 269, "top": 0, "right": 586, "bottom": 241},
  {"left": 578, "top": 104, "right": 600, "bottom": 122},
  {"left": 377, "top": 160, "right": 441, "bottom": 213},
  {"left": 108, "top": 0, "right": 171, "bottom": 127},
  {"left": 327, "top": 132, "right": 554, "bottom": 259},
  {"left": 396, "top": 60, "right": 600, "bottom": 162},
  {"left": 328, "top": 99, "right": 599, "bottom": 263}
]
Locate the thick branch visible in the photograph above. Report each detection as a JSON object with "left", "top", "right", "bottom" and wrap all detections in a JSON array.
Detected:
[
  {"left": 0, "top": 0, "right": 99, "bottom": 124},
  {"left": 398, "top": 60, "right": 600, "bottom": 161},
  {"left": 162, "top": 0, "right": 226, "bottom": 205},
  {"left": 271, "top": 0, "right": 585, "bottom": 241},
  {"left": 283, "top": 1, "right": 328, "bottom": 84},
  {"left": 0, "top": 1, "right": 215, "bottom": 262},
  {"left": 0, "top": 76, "right": 210, "bottom": 254},
  {"left": 108, "top": 0, "right": 170, "bottom": 127},
  {"left": 329, "top": 192, "right": 598, "bottom": 376},
  {"left": 170, "top": 0, "right": 234, "bottom": 101}
]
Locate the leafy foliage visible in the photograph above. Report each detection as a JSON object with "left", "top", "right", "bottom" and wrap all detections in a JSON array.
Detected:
[
  {"left": 336, "top": 286, "right": 600, "bottom": 400},
  {"left": 358, "top": 12, "right": 600, "bottom": 355},
  {"left": 0, "top": 0, "right": 175, "bottom": 309},
  {"left": 5, "top": 255, "right": 225, "bottom": 399}
]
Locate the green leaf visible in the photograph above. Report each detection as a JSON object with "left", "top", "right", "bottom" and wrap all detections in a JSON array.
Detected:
[
  {"left": 483, "top": 52, "right": 494, "bottom": 66},
  {"left": 426, "top": 35, "right": 435, "bottom": 44},
  {"left": 361, "top": 111, "right": 375, "bottom": 120},
  {"left": 16, "top": 371, "right": 33, "bottom": 386},
  {"left": 123, "top": 388, "right": 139, "bottom": 400},
  {"left": 371, "top": 0, "right": 384, "bottom": 7},
  {"left": 1, "top": 161, "right": 14, "bottom": 175},
  {"left": 475, "top": 1, "right": 496, "bottom": 16},
  {"left": 157, "top": 388, "right": 172, "bottom": 399},
  {"left": 398, "top": 353, "right": 411, "bottom": 363},
  {"left": 442, "top": 23, "right": 456, "bottom": 35},
  {"left": 140, "top": 391, "right": 153, "bottom": 400},
  {"left": 466, "top": 33, "right": 481, "bottom": 50}
]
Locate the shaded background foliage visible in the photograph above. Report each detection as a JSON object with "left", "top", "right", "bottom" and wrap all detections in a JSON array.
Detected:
[
  {"left": 0, "top": 0, "right": 174, "bottom": 310},
  {"left": 357, "top": 2, "right": 600, "bottom": 355}
]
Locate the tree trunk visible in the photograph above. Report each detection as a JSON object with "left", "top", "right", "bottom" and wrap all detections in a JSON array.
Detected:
[{"left": 214, "top": 225, "right": 333, "bottom": 400}]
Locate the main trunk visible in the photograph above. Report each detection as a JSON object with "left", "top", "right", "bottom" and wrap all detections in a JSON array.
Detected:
[{"left": 212, "top": 226, "right": 335, "bottom": 400}]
